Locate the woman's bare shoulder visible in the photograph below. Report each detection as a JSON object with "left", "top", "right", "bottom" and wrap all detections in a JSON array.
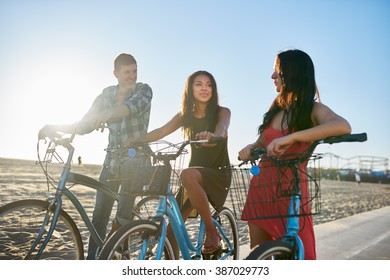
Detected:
[{"left": 219, "top": 106, "right": 231, "bottom": 114}]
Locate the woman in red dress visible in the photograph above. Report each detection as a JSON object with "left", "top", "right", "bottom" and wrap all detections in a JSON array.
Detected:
[{"left": 238, "top": 49, "right": 351, "bottom": 259}]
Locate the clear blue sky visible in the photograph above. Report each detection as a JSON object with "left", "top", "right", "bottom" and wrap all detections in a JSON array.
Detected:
[{"left": 1, "top": 0, "right": 389, "bottom": 170}]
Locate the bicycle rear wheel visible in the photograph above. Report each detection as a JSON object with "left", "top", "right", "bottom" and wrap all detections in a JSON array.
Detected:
[
  {"left": 215, "top": 207, "right": 239, "bottom": 260},
  {"left": 0, "top": 199, "right": 84, "bottom": 259},
  {"left": 245, "top": 240, "right": 295, "bottom": 260},
  {"left": 98, "top": 220, "right": 174, "bottom": 260}
]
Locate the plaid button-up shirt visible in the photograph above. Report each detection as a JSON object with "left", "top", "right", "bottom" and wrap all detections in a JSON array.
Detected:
[{"left": 95, "top": 83, "right": 152, "bottom": 174}]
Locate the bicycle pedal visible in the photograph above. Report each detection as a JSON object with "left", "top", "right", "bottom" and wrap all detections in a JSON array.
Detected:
[
  {"left": 191, "top": 254, "right": 202, "bottom": 260},
  {"left": 112, "top": 251, "right": 122, "bottom": 260}
]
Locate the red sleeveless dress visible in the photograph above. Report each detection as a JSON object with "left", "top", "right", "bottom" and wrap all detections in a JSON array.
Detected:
[{"left": 241, "top": 126, "right": 316, "bottom": 260}]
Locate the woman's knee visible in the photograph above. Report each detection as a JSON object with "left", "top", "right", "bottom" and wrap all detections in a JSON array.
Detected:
[{"left": 180, "top": 168, "right": 202, "bottom": 184}]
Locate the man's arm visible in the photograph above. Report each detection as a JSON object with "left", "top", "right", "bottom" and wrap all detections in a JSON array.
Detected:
[
  {"left": 125, "top": 112, "right": 182, "bottom": 145},
  {"left": 122, "top": 83, "right": 152, "bottom": 118},
  {"left": 38, "top": 92, "right": 104, "bottom": 138},
  {"left": 82, "top": 84, "right": 153, "bottom": 130}
]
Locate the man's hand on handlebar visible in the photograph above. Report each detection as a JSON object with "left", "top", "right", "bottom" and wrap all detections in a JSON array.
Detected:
[{"left": 38, "top": 125, "right": 61, "bottom": 140}]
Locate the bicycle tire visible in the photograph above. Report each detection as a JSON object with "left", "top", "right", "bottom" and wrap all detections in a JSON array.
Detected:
[
  {"left": 215, "top": 207, "right": 239, "bottom": 260},
  {"left": 132, "top": 196, "right": 161, "bottom": 220},
  {"left": 98, "top": 220, "right": 175, "bottom": 260},
  {"left": 0, "top": 199, "right": 84, "bottom": 260},
  {"left": 245, "top": 240, "right": 295, "bottom": 260}
]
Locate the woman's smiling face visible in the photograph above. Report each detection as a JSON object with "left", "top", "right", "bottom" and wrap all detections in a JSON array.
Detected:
[{"left": 192, "top": 74, "right": 213, "bottom": 104}]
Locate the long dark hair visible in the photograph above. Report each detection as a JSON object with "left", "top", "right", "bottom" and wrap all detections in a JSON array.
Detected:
[
  {"left": 259, "top": 49, "right": 319, "bottom": 135},
  {"left": 181, "top": 70, "right": 220, "bottom": 138}
]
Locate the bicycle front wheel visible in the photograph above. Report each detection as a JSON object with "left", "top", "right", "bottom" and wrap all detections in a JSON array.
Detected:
[
  {"left": 245, "top": 240, "right": 295, "bottom": 260},
  {"left": 98, "top": 220, "right": 175, "bottom": 260},
  {"left": 132, "top": 196, "right": 161, "bottom": 220},
  {"left": 215, "top": 207, "right": 239, "bottom": 260},
  {"left": 0, "top": 199, "right": 84, "bottom": 259}
]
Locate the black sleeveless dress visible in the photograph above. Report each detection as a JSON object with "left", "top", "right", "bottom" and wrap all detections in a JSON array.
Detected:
[{"left": 179, "top": 116, "right": 231, "bottom": 212}]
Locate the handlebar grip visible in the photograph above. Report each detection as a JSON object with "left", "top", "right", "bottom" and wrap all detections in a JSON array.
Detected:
[
  {"left": 322, "top": 133, "right": 367, "bottom": 145},
  {"left": 237, "top": 147, "right": 267, "bottom": 161},
  {"left": 208, "top": 136, "right": 225, "bottom": 144},
  {"left": 252, "top": 147, "right": 267, "bottom": 154}
]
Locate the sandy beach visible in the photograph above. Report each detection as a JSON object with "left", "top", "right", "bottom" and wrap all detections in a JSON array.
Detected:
[{"left": 1, "top": 157, "right": 389, "bottom": 259}]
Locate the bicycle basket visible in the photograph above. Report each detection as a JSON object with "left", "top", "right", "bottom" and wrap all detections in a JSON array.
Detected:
[
  {"left": 227, "top": 153, "right": 321, "bottom": 220},
  {"left": 129, "top": 165, "right": 172, "bottom": 195},
  {"left": 123, "top": 140, "right": 187, "bottom": 196}
]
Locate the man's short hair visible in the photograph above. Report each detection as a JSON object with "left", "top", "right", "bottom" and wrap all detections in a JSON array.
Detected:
[{"left": 114, "top": 53, "right": 137, "bottom": 71}]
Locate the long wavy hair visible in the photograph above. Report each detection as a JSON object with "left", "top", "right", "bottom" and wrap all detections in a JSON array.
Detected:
[
  {"left": 258, "top": 49, "right": 319, "bottom": 135},
  {"left": 181, "top": 70, "right": 220, "bottom": 138}
]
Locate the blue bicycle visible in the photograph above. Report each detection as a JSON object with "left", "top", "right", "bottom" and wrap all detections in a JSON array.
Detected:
[
  {"left": 97, "top": 138, "right": 239, "bottom": 260},
  {"left": 0, "top": 130, "right": 161, "bottom": 259},
  {"left": 230, "top": 133, "right": 367, "bottom": 260}
]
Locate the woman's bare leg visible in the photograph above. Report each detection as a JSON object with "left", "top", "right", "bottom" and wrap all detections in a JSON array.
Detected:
[
  {"left": 248, "top": 222, "right": 272, "bottom": 249},
  {"left": 180, "top": 168, "right": 219, "bottom": 251}
]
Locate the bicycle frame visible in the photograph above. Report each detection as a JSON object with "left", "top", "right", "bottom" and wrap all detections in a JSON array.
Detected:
[
  {"left": 281, "top": 167, "right": 305, "bottom": 260},
  {"left": 147, "top": 187, "right": 235, "bottom": 260},
  {"left": 132, "top": 138, "right": 235, "bottom": 260},
  {"left": 279, "top": 134, "right": 367, "bottom": 259},
  {"left": 28, "top": 137, "right": 120, "bottom": 259},
  {"left": 243, "top": 133, "right": 368, "bottom": 260}
]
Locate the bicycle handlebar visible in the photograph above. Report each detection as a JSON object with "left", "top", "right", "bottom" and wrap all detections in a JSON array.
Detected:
[
  {"left": 130, "top": 136, "right": 225, "bottom": 163},
  {"left": 40, "top": 132, "right": 75, "bottom": 150},
  {"left": 239, "top": 133, "right": 367, "bottom": 166},
  {"left": 38, "top": 124, "right": 119, "bottom": 150},
  {"left": 306, "top": 133, "right": 367, "bottom": 156},
  {"left": 317, "top": 133, "right": 367, "bottom": 145}
]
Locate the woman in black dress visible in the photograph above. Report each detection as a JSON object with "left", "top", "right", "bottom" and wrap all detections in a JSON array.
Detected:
[{"left": 127, "top": 70, "right": 231, "bottom": 256}]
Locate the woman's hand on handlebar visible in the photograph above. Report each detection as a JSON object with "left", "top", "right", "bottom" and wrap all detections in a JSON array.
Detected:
[
  {"left": 195, "top": 131, "right": 219, "bottom": 147},
  {"left": 266, "top": 135, "right": 293, "bottom": 156},
  {"left": 238, "top": 144, "right": 255, "bottom": 161}
]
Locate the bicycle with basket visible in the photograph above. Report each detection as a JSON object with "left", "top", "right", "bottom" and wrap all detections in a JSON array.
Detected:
[
  {"left": 229, "top": 133, "right": 367, "bottom": 260},
  {"left": 97, "top": 137, "right": 239, "bottom": 260}
]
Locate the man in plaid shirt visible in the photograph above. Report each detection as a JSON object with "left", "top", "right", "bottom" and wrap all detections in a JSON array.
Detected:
[{"left": 39, "top": 53, "right": 153, "bottom": 259}]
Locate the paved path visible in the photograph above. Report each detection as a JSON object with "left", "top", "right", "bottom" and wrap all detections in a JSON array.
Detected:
[{"left": 239, "top": 206, "right": 390, "bottom": 260}]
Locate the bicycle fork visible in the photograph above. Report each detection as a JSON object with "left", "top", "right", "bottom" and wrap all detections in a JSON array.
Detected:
[
  {"left": 25, "top": 196, "right": 62, "bottom": 259},
  {"left": 283, "top": 194, "right": 304, "bottom": 260},
  {"left": 27, "top": 157, "right": 72, "bottom": 259}
]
